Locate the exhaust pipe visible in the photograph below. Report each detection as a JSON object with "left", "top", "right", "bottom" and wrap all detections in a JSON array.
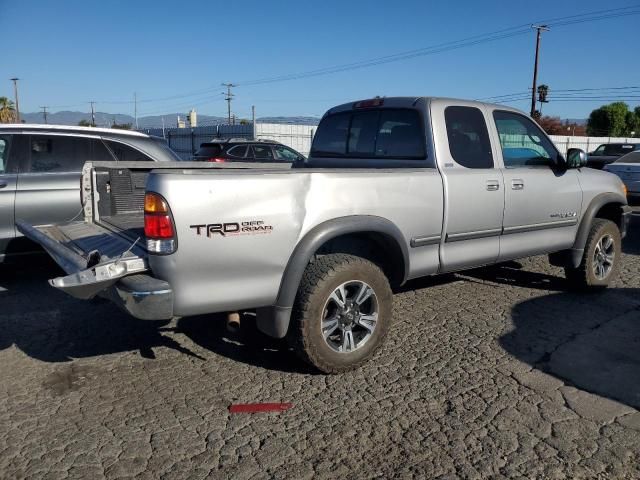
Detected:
[{"left": 226, "top": 312, "right": 241, "bottom": 333}]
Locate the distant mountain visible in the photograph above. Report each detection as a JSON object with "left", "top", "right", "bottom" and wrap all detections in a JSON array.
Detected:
[
  {"left": 21, "top": 110, "right": 135, "bottom": 127},
  {"left": 20, "top": 111, "right": 320, "bottom": 128},
  {"left": 257, "top": 116, "right": 320, "bottom": 125},
  {"left": 566, "top": 118, "right": 587, "bottom": 126}
]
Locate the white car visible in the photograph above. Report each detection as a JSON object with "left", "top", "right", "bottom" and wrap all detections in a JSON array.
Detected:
[{"left": 604, "top": 151, "right": 640, "bottom": 204}]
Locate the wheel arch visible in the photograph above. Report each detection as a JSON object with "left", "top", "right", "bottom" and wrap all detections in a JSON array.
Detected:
[
  {"left": 569, "top": 192, "right": 628, "bottom": 268},
  {"left": 256, "top": 216, "right": 409, "bottom": 338}
]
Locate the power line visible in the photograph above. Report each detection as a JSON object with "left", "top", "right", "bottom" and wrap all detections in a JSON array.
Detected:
[
  {"left": 34, "top": 5, "right": 640, "bottom": 112},
  {"left": 234, "top": 6, "right": 640, "bottom": 87}
]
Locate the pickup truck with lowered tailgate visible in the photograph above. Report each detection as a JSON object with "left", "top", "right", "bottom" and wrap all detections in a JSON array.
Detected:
[{"left": 18, "top": 97, "right": 631, "bottom": 373}]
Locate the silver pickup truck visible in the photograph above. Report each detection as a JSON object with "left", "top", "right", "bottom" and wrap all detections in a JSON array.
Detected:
[{"left": 18, "top": 97, "right": 631, "bottom": 373}]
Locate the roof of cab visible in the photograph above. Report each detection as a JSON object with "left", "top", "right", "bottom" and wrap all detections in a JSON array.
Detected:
[
  {"left": 0, "top": 123, "right": 149, "bottom": 137},
  {"left": 323, "top": 96, "right": 523, "bottom": 117}
]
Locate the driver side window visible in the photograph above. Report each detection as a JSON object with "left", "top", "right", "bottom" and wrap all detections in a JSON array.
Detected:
[{"left": 493, "top": 110, "right": 559, "bottom": 168}]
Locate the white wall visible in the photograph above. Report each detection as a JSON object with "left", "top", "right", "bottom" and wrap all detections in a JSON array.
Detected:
[{"left": 256, "top": 123, "right": 316, "bottom": 156}]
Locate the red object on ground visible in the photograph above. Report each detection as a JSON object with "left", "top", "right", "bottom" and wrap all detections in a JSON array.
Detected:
[{"left": 229, "top": 403, "right": 293, "bottom": 414}]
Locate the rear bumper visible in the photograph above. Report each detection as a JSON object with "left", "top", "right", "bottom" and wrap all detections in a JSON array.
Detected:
[
  {"left": 102, "top": 274, "right": 174, "bottom": 321},
  {"left": 15, "top": 220, "right": 174, "bottom": 321}
]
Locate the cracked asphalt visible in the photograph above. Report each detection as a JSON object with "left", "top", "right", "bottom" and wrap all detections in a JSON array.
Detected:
[{"left": 1, "top": 214, "right": 640, "bottom": 479}]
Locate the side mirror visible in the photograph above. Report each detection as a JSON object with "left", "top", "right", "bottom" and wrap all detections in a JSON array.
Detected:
[{"left": 566, "top": 148, "right": 587, "bottom": 169}]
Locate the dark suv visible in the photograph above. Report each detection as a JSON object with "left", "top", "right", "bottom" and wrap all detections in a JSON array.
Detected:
[
  {"left": 0, "top": 124, "right": 180, "bottom": 260},
  {"left": 587, "top": 143, "right": 640, "bottom": 169},
  {"left": 193, "top": 139, "right": 305, "bottom": 163}
]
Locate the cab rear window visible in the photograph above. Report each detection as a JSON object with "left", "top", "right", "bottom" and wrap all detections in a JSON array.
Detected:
[{"left": 311, "top": 109, "right": 426, "bottom": 159}]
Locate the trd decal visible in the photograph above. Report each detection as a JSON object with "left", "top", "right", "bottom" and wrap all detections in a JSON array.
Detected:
[
  {"left": 550, "top": 212, "right": 577, "bottom": 219},
  {"left": 190, "top": 220, "right": 273, "bottom": 237}
]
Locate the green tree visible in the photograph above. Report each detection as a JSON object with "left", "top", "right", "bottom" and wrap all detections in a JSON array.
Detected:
[
  {"left": 78, "top": 119, "right": 92, "bottom": 127},
  {"left": 111, "top": 121, "right": 132, "bottom": 130},
  {"left": 587, "top": 102, "right": 632, "bottom": 137},
  {"left": 0, "top": 96, "right": 17, "bottom": 123},
  {"left": 626, "top": 107, "right": 640, "bottom": 137}
]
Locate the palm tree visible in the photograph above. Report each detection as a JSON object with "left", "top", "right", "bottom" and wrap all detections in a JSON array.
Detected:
[{"left": 0, "top": 97, "right": 17, "bottom": 123}]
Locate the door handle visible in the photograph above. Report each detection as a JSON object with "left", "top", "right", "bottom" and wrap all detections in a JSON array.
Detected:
[
  {"left": 511, "top": 179, "right": 524, "bottom": 190},
  {"left": 486, "top": 180, "right": 500, "bottom": 191},
  {"left": 0, "top": 181, "right": 7, "bottom": 189}
]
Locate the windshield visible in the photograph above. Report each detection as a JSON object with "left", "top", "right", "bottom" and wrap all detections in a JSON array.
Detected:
[{"left": 614, "top": 152, "right": 640, "bottom": 164}]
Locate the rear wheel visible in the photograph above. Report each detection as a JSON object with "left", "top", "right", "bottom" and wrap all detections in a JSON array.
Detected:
[
  {"left": 287, "top": 254, "right": 393, "bottom": 373},
  {"left": 565, "top": 218, "right": 621, "bottom": 290}
]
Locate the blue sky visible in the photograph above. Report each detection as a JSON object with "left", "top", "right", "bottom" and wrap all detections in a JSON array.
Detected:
[{"left": 1, "top": 0, "right": 639, "bottom": 120}]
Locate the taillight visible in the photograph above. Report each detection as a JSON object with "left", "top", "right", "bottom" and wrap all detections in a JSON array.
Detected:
[
  {"left": 354, "top": 98, "right": 384, "bottom": 109},
  {"left": 144, "top": 192, "right": 176, "bottom": 254},
  {"left": 207, "top": 157, "right": 226, "bottom": 163}
]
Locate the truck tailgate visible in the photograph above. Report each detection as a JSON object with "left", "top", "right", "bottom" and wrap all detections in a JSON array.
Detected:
[{"left": 16, "top": 220, "right": 149, "bottom": 300}]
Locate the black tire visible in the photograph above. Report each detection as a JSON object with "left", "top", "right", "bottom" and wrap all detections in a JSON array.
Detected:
[
  {"left": 287, "top": 254, "right": 393, "bottom": 373},
  {"left": 565, "top": 218, "right": 621, "bottom": 290}
]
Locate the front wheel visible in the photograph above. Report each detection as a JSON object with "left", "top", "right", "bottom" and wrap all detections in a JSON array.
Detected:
[
  {"left": 565, "top": 218, "right": 622, "bottom": 290},
  {"left": 287, "top": 254, "right": 393, "bottom": 373}
]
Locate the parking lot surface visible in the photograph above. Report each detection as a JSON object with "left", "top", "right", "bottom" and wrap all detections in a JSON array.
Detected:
[{"left": 1, "top": 215, "right": 639, "bottom": 479}]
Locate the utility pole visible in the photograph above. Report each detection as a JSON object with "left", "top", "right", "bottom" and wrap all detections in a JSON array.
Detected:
[
  {"left": 251, "top": 105, "right": 256, "bottom": 140},
  {"left": 221, "top": 83, "right": 236, "bottom": 125},
  {"left": 530, "top": 25, "right": 549, "bottom": 118},
  {"left": 40, "top": 106, "right": 48, "bottom": 124},
  {"left": 10, "top": 78, "right": 20, "bottom": 123},
  {"left": 89, "top": 101, "right": 96, "bottom": 127},
  {"left": 134, "top": 92, "right": 138, "bottom": 129}
]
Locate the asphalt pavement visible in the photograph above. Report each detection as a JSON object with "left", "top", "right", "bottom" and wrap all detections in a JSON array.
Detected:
[{"left": 1, "top": 214, "right": 639, "bottom": 479}]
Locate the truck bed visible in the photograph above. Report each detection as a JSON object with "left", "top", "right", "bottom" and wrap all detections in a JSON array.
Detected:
[{"left": 90, "top": 161, "right": 292, "bottom": 245}]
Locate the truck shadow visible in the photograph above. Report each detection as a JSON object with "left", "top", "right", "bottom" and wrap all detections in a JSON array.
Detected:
[
  {"left": 500, "top": 287, "right": 640, "bottom": 410},
  {"left": 460, "top": 261, "right": 568, "bottom": 291},
  {"left": 622, "top": 211, "right": 640, "bottom": 255},
  {"left": 174, "top": 313, "right": 315, "bottom": 374},
  {"left": 0, "top": 260, "right": 310, "bottom": 372}
]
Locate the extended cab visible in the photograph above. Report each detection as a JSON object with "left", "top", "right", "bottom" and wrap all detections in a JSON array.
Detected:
[{"left": 18, "top": 97, "right": 631, "bottom": 373}]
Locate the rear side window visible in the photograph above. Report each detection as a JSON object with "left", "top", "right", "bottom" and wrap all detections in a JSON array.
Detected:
[
  {"left": 106, "top": 140, "right": 153, "bottom": 162},
  {"left": 444, "top": 106, "right": 493, "bottom": 169},
  {"left": 273, "top": 145, "right": 301, "bottom": 161},
  {"left": 253, "top": 145, "right": 274, "bottom": 160},
  {"left": 29, "top": 135, "right": 91, "bottom": 173},
  {"left": 227, "top": 145, "right": 248, "bottom": 158},
  {"left": 311, "top": 108, "right": 425, "bottom": 159},
  {"left": 91, "top": 140, "right": 115, "bottom": 162},
  {"left": 0, "top": 135, "right": 11, "bottom": 173}
]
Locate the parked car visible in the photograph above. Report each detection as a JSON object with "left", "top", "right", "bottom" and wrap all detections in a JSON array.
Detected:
[
  {"left": 193, "top": 138, "right": 305, "bottom": 164},
  {"left": 604, "top": 151, "right": 640, "bottom": 204},
  {"left": 587, "top": 142, "right": 640, "bottom": 169},
  {"left": 0, "top": 124, "right": 180, "bottom": 261},
  {"left": 19, "top": 97, "right": 630, "bottom": 373}
]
